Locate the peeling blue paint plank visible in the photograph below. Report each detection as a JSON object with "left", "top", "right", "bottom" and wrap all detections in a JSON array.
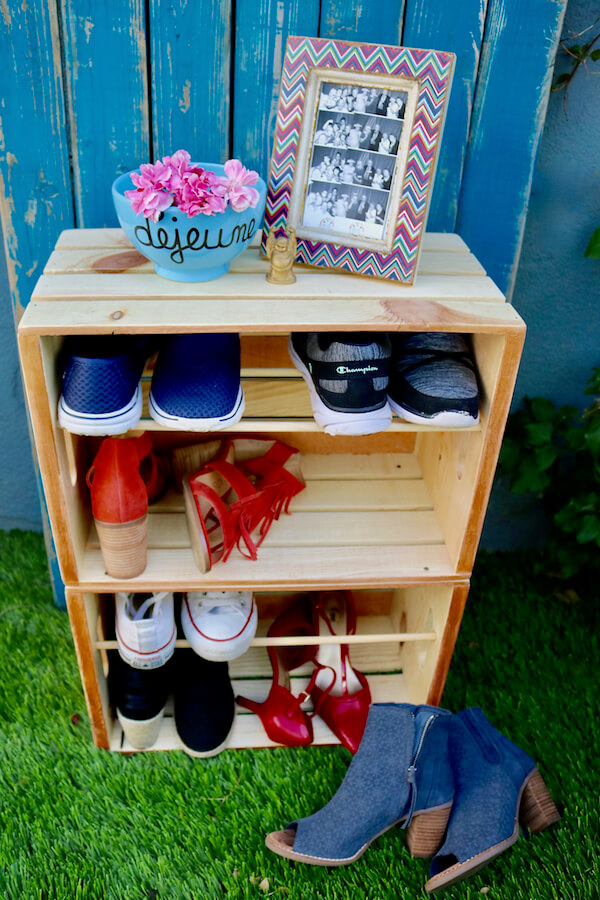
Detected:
[
  {"left": 0, "top": 0, "right": 74, "bottom": 308},
  {"left": 233, "top": 0, "right": 320, "bottom": 179},
  {"left": 457, "top": 0, "right": 568, "bottom": 296},
  {"left": 318, "top": 0, "right": 405, "bottom": 44},
  {"left": 0, "top": 1, "right": 72, "bottom": 606},
  {"left": 60, "top": 0, "right": 149, "bottom": 227},
  {"left": 403, "top": 0, "right": 486, "bottom": 232},
  {"left": 150, "top": 0, "right": 232, "bottom": 162}
]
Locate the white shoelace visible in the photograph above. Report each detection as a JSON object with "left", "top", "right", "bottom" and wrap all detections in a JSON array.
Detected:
[{"left": 125, "top": 591, "right": 169, "bottom": 621}]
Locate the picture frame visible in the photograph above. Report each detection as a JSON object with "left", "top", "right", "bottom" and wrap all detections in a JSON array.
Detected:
[{"left": 261, "top": 36, "right": 455, "bottom": 285}]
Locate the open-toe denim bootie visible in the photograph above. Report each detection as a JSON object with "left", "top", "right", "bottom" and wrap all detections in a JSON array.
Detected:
[
  {"left": 266, "top": 702, "right": 454, "bottom": 866},
  {"left": 425, "top": 707, "right": 560, "bottom": 893}
]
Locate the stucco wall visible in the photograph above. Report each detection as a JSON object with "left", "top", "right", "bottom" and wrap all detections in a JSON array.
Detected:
[{"left": 0, "top": 0, "right": 598, "bottom": 542}]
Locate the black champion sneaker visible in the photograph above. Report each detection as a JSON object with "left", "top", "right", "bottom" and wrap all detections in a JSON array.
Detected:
[
  {"left": 289, "top": 332, "right": 392, "bottom": 435},
  {"left": 387, "top": 332, "right": 480, "bottom": 427}
]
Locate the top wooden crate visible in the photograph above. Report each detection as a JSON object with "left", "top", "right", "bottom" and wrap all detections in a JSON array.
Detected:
[{"left": 17, "top": 229, "right": 525, "bottom": 593}]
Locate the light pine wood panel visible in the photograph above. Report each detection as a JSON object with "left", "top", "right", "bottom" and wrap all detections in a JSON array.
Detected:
[
  {"left": 21, "top": 295, "right": 523, "bottom": 336},
  {"left": 110, "top": 671, "right": 409, "bottom": 751},
  {"left": 88, "top": 508, "right": 443, "bottom": 551},
  {"left": 77, "top": 543, "right": 460, "bottom": 592},
  {"left": 135, "top": 376, "right": 482, "bottom": 431},
  {"left": 150, "top": 478, "right": 433, "bottom": 513},
  {"left": 45, "top": 247, "right": 486, "bottom": 277},
  {"left": 54, "top": 229, "right": 472, "bottom": 254},
  {"left": 30, "top": 270, "right": 504, "bottom": 304}
]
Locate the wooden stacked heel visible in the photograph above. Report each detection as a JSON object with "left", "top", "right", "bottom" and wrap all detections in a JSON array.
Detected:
[
  {"left": 406, "top": 804, "right": 452, "bottom": 858},
  {"left": 96, "top": 515, "right": 147, "bottom": 578},
  {"left": 519, "top": 769, "right": 561, "bottom": 833}
]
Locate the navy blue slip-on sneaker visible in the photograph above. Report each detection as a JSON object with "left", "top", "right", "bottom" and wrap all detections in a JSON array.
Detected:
[
  {"left": 173, "top": 650, "right": 236, "bottom": 757},
  {"left": 289, "top": 332, "right": 392, "bottom": 436},
  {"left": 388, "top": 333, "right": 480, "bottom": 427},
  {"left": 58, "top": 335, "right": 157, "bottom": 435},
  {"left": 108, "top": 650, "right": 172, "bottom": 750},
  {"left": 148, "top": 333, "right": 244, "bottom": 431}
]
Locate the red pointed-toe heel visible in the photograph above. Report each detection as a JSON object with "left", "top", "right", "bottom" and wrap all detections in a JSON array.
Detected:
[
  {"left": 236, "top": 596, "right": 316, "bottom": 747},
  {"left": 309, "top": 592, "right": 372, "bottom": 754}
]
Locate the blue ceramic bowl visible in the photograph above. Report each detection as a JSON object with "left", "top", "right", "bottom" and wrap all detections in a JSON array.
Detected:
[{"left": 112, "top": 163, "right": 267, "bottom": 282}]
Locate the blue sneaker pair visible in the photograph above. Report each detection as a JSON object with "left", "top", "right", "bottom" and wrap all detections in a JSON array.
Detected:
[{"left": 58, "top": 334, "right": 244, "bottom": 435}]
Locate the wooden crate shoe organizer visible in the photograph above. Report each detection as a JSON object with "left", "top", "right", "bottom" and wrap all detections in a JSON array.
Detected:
[{"left": 18, "top": 229, "right": 525, "bottom": 751}]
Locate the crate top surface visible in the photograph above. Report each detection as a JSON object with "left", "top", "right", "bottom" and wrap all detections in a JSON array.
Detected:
[{"left": 19, "top": 229, "right": 526, "bottom": 335}]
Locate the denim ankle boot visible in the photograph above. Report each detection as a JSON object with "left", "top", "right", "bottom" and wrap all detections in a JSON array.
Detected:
[
  {"left": 265, "top": 702, "right": 454, "bottom": 866},
  {"left": 425, "top": 707, "right": 560, "bottom": 893}
]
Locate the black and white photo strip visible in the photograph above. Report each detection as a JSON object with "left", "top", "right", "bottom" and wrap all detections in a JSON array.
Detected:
[
  {"left": 318, "top": 82, "right": 408, "bottom": 119},
  {"left": 301, "top": 81, "right": 407, "bottom": 241}
]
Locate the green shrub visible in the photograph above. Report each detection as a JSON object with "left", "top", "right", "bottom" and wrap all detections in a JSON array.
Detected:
[{"left": 499, "top": 366, "right": 600, "bottom": 580}]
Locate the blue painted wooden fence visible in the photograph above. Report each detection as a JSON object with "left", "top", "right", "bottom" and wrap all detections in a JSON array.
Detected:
[{"left": 0, "top": 0, "right": 567, "bottom": 603}]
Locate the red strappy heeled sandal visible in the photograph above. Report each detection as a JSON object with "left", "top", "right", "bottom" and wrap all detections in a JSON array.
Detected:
[
  {"left": 236, "top": 595, "right": 318, "bottom": 747},
  {"left": 308, "top": 591, "right": 372, "bottom": 754},
  {"left": 182, "top": 438, "right": 305, "bottom": 573}
]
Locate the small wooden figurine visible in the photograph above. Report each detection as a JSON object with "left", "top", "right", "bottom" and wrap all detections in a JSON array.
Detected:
[{"left": 265, "top": 227, "right": 297, "bottom": 284}]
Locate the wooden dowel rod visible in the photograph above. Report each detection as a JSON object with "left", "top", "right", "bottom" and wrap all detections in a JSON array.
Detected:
[{"left": 95, "top": 632, "right": 437, "bottom": 650}]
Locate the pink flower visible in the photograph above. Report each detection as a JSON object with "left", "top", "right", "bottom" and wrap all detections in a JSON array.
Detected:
[
  {"left": 221, "top": 158, "right": 260, "bottom": 212},
  {"left": 124, "top": 184, "right": 173, "bottom": 221},
  {"left": 176, "top": 168, "right": 227, "bottom": 217},
  {"left": 158, "top": 149, "right": 191, "bottom": 192}
]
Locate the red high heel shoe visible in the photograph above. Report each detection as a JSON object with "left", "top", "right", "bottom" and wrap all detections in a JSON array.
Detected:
[
  {"left": 309, "top": 591, "right": 372, "bottom": 754},
  {"left": 182, "top": 438, "right": 305, "bottom": 573},
  {"left": 86, "top": 433, "right": 168, "bottom": 578},
  {"left": 236, "top": 596, "right": 317, "bottom": 747}
]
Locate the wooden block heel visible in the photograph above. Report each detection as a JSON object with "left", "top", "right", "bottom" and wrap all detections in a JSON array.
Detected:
[
  {"left": 96, "top": 514, "right": 148, "bottom": 578},
  {"left": 519, "top": 769, "right": 561, "bottom": 833},
  {"left": 406, "top": 804, "right": 452, "bottom": 858}
]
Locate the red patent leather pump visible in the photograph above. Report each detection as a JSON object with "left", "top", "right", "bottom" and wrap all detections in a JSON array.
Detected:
[
  {"left": 236, "top": 595, "right": 317, "bottom": 747},
  {"left": 308, "top": 591, "right": 372, "bottom": 754}
]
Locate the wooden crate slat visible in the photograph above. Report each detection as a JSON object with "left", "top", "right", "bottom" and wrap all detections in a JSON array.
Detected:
[
  {"left": 133, "top": 379, "right": 481, "bottom": 432},
  {"left": 88, "top": 507, "right": 443, "bottom": 550},
  {"left": 31, "top": 270, "right": 504, "bottom": 303},
  {"left": 78, "top": 542, "right": 459, "bottom": 591},
  {"left": 109, "top": 672, "right": 408, "bottom": 751},
  {"left": 53, "top": 229, "right": 471, "bottom": 254},
  {"left": 21, "top": 295, "right": 524, "bottom": 336},
  {"left": 45, "top": 247, "right": 486, "bottom": 278},
  {"left": 301, "top": 452, "right": 422, "bottom": 479},
  {"left": 151, "top": 478, "right": 433, "bottom": 514}
]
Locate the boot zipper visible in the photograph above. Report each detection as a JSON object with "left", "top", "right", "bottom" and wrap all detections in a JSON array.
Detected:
[{"left": 403, "top": 713, "right": 436, "bottom": 829}]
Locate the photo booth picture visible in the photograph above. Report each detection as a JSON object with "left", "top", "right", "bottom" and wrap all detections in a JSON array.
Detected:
[{"left": 301, "top": 82, "right": 408, "bottom": 241}]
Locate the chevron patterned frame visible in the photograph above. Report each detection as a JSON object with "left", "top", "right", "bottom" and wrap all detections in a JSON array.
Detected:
[{"left": 262, "top": 36, "right": 454, "bottom": 285}]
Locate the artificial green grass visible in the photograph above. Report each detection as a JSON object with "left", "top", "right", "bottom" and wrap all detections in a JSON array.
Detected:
[{"left": 0, "top": 530, "right": 598, "bottom": 900}]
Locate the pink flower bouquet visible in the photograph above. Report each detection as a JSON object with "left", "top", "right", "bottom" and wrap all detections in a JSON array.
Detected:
[{"left": 124, "top": 150, "right": 261, "bottom": 222}]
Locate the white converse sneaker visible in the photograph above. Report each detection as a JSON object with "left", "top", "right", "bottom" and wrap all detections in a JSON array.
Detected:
[
  {"left": 115, "top": 592, "right": 176, "bottom": 669},
  {"left": 181, "top": 591, "right": 257, "bottom": 662}
]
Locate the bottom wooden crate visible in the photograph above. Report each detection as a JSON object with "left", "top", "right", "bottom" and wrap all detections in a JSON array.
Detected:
[{"left": 65, "top": 585, "right": 469, "bottom": 752}]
